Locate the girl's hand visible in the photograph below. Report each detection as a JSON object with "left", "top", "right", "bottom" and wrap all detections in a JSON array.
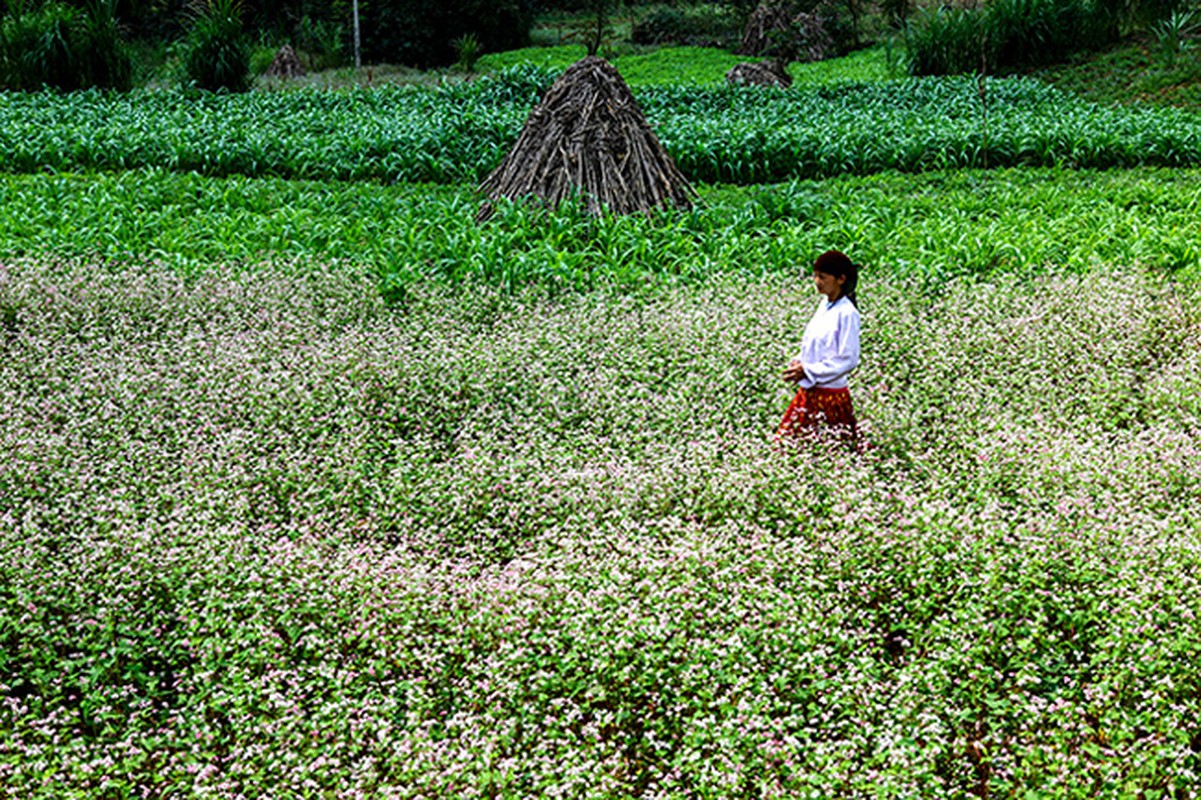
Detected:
[{"left": 782, "top": 361, "right": 806, "bottom": 383}]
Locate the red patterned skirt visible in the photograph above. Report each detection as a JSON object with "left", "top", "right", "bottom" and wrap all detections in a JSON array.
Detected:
[{"left": 776, "top": 386, "right": 857, "bottom": 442}]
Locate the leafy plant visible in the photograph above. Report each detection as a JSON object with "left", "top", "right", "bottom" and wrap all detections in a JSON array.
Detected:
[
  {"left": 1153, "top": 8, "right": 1200, "bottom": 67},
  {"left": 181, "top": 0, "right": 250, "bottom": 92},
  {"left": 453, "top": 31, "right": 481, "bottom": 73}
]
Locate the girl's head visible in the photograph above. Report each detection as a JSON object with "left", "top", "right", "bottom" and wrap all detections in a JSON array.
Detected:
[{"left": 813, "top": 249, "right": 858, "bottom": 306}]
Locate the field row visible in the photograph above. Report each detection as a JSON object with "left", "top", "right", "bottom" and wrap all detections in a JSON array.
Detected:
[
  {"left": 473, "top": 44, "right": 900, "bottom": 87},
  {"left": 1, "top": 259, "right": 1198, "bottom": 796},
  {"left": 2, "top": 72, "right": 1201, "bottom": 183},
  {"left": 1, "top": 168, "right": 1197, "bottom": 291}
]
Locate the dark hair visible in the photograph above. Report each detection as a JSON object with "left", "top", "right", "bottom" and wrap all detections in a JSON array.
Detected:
[{"left": 813, "top": 249, "right": 859, "bottom": 307}]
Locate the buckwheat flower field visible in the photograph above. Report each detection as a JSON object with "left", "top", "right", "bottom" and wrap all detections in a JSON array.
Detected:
[{"left": 2, "top": 257, "right": 1198, "bottom": 797}]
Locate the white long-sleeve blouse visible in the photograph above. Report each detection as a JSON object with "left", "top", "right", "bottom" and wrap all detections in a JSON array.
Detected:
[{"left": 793, "top": 295, "right": 860, "bottom": 389}]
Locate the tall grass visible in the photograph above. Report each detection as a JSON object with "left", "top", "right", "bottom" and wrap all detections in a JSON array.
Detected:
[
  {"left": 78, "top": 0, "right": 134, "bottom": 90},
  {"left": 905, "top": 0, "right": 1180, "bottom": 76},
  {"left": 0, "top": 0, "right": 132, "bottom": 90},
  {"left": 181, "top": 0, "right": 250, "bottom": 92},
  {"left": 904, "top": 5, "right": 988, "bottom": 77}
]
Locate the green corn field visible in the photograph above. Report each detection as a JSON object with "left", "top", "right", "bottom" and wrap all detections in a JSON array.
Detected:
[{"left": 2, "top": 69, "right": 1201, "bottom": 184}]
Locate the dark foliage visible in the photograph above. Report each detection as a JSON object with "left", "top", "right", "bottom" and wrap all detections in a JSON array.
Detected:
[
  {"left": 0, "top": 0, "right": 133, "bottom": 90},
  {"left": 80, "top": 0, "right": 136, "bottom": 89},
  {"left": 631, "top": 5, "right": 739, "bottom": 47},
  {"left": 181, "top": 0, "right": 251, "bottom": 91},
  {"left": 51, "top": 0, "right": 337, "bottom": 40},
  {"left": 906, "top": 0, "right": 1186, "bottom": 76},
  {"left": 739, "top": 0, "right": 857, "bottom": 62},
  {"left": 359, "top": 0, "right": 535, "bottom": 69}
]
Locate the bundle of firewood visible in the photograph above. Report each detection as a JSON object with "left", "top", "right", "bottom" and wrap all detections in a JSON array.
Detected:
[{"left": 477, "top": 56, "right": 695, "bottom": 221}]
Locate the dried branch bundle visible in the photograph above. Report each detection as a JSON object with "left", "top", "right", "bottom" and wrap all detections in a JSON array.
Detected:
[
  {"left": 477, "top": 56, "right": 696, "bottom": 221},
  {"left": 739, "top": 1, "right": 836, "bottom": 63},
  {"left": 266, "top": 44, "right": 305, "bottom": 79},
  {"left": 726, "top": 61, "right": 793, "bottom": 87},
  {"left": 739, "top": 2, "right": 796, "bottom": 55}
]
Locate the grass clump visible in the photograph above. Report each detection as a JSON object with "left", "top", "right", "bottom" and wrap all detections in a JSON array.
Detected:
[
  {"left": 904, "top": 0, "right": 1180, "bottom": 76},
  {"left": 181, "top": 0, "right": 251, "bottom": 92},
  {"left": 0, "top": 0, "right": 133, "bottom": 91}
]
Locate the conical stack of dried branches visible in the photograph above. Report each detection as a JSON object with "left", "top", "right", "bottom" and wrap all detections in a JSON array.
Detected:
[
  {"left": 266, "top": 44, "right": 305, "bottom": 79},
  {"left": 739, "top": 1, "right": 836, "bottom": 62},
  {"left": 726, "top": 60, "right": 793, "bottom": 87},
  {"left": 739, "top": 2, "right": 795, "bottom": 56},
  {"left": 477, "top": 56, "right": 696, "bottom": 221}
]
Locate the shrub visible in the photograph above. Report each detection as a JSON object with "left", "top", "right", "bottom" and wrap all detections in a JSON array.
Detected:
[
  {"left": 248, "top": 42, "right": 275, "bottom": 75},
  {"left": 181, "top": 0, "right": 251, "bottom": 92},
  {"left": 989, "top": 0, "right": 1116, "bottom": 67},
  {"left": 0, "top": 2, "right": 78, "bottom": 90},
  {"left": 776, "top": 1, "right": 859, "bottom": 62},
  {"left": 631, "top": 7, "right": 688, "bottom": 45},
  {"left": 631, "top": 5, "right": 740, "bottom": 47},
  {"left": 0, "top": 0, "right": 133, "bottom": 91}
]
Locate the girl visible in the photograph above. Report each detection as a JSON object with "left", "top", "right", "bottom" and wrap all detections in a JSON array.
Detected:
[{"left": 777, "top": 249, "right": 861, "bottom": 443}]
